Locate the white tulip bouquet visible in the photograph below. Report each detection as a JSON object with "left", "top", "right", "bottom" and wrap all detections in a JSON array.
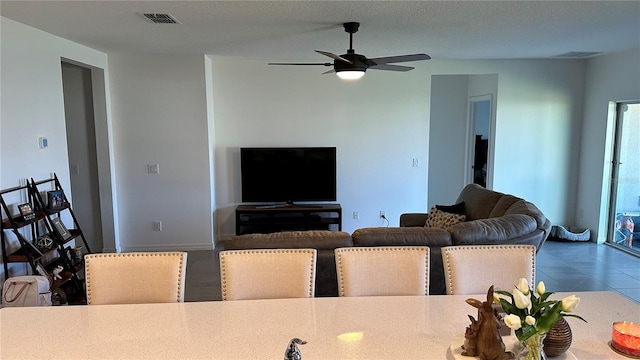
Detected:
[{"left": 494, "top": 278, "right": 587, "bottom": 343}]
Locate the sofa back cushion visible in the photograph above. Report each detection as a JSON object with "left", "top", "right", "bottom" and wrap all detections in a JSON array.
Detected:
[
  {"left": 448, "top": 214, "right": 537, "bottom": 245},
  {"left": 488, "top": 195, "right": 522, "bottom": 218},
  {"left": 455, "top": 183, "right": 503, "bottom": 220},
  {"left": 352, "top": 227, "right": 451, "bottom": 247},
  {"left": 225, "top": 230, "right": 353, "bottom": 250}
]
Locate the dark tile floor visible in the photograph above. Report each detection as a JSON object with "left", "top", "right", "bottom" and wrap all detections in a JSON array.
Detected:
[
  {"left": 535, "top": 240, "right": 640, "bottom": 303},
  {"left": 184, "top": 240, "right": 640, "bottom": 304}
]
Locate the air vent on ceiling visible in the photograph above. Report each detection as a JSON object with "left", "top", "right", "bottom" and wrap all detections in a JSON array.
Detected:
[
  {"left": 139, "top": 13, "right": 180, "bottom": 24},
  {"left": 555, "top": 51, "right": 603, "bottom": 59}
]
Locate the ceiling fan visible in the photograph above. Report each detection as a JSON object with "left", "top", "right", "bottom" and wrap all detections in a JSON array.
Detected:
[{"left": 268, "top": 22, "right": 431, "bottom": 80}]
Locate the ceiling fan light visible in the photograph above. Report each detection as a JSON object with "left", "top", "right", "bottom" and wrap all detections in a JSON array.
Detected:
[{"left": 336, "top": 70, "right": 365, "bottom": 80}]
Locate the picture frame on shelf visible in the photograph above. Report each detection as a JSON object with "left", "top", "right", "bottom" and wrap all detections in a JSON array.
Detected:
[
  {"left": 64, "top": 246, "right": 82, "bottom": 266},
  {"left": 18, "top": 203, "right": 36, "bottom": 222},
  {"left": 20, "top": 238, "right": 44, "bottom": 257},
  {"left": 47, "top": 190, "right": 64, "bottom": 210},
  {"left": 50, "top": 217, "right": 72, "bottom": 240}
]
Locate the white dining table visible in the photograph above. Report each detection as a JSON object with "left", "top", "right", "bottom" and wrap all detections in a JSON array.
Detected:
[{"left": 1, "top": 291, "right": 637, "bottom": 359}]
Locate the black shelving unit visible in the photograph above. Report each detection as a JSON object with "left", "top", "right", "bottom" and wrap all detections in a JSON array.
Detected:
[
  {"left": 0, "top": 174, "right": 90, "bottom": 304},
  {"left": 1, "top": 184, "right": 49, "bottom": 276},
  {"left": 29, "top": 174, "right": 91, "bottom": 304}
]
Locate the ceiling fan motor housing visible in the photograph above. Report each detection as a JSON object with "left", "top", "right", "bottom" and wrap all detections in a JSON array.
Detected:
[
  {"left": 344, "top": 22, "right": 360, "bottom": 34},
  {"left": 334, "top": 53, "right": 369, "bottom": 72}
]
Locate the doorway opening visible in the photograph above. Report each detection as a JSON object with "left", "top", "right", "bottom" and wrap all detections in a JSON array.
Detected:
[
  {"left": 607, "top": 101, "right": 640, "bottom": 255},
  {"left": 468, "top": 95, "right": 492, "bottom": 188},
  {"left": 61, "top": 60, "right": 116, "bottom": 253}
]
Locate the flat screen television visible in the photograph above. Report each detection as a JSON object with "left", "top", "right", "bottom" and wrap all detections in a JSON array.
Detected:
[{"left": 241, "top": 147, "right": 337, "bottom": 204}]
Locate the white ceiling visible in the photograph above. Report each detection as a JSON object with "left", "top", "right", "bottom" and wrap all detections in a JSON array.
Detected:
[{"left": 1, "top": 1, "right": 639, "bottom": 61}]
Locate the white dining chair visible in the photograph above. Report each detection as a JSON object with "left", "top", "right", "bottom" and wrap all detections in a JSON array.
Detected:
[
  {"left": 441, "top": 244, "right": 536, "bottom": 295},
  {"left": 219, "top": 249, "right": 317, "bottom": 301},
  {"left": 84, "top": 252, "right": 188, "bottom": 305},
  {"left": 334, "top": 246, "right": 430, "bottom": 297}
]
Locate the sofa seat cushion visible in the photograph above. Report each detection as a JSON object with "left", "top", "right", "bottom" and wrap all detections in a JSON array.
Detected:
[
  {"left": 225, "top": 230, "right": 353, "bottom": 250},
  {"left": 352, "top": 227, "right": 452, "bottom": 247},
  {"left": 448, "top": 214, "right": 537, "bottom": 245}
]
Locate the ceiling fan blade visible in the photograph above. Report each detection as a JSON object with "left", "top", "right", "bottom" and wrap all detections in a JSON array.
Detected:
[
  {"left": 314, "top": 50, "right": 352, "bottom": 64},
  {"left": 268, "top": 62, "right": 332, "bottom": 66},
  {"left": 368, "top": 64, "right": 415, "bottom": 72},
  {"left": 367, "top": 53, "right": 431, "bottom": 65},
  {"left": 321, "top": 69, "right": 336, "bottom": 75}
]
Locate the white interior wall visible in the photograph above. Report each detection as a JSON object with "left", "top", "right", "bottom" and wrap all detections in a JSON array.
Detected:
[
  {"left": 1, "top": 17, "right": 107, "bottom": 189},
  {"left": 490, "top": 61, "right": 585, "bottom": 226},
  {"left": 424, "top": 60, "right": 584, "bottom": 226},
  {"left": 211, "top": 58, "right": 586, "bottom": 240},
  {"left": 204, "top": 56, "right": 217, "bottom": 245},
  {"left": 0, "top": 17, "right": 110, "bottom": 278},
  {"left": 107, "top": 53, "right": 214, "bottom": 251},
  {"left": 211, "top": 58, "right": 431, "bottom": 239},
  {"left": 428, "top": 75, "right": 469, "bottom": 206},
  {"left": 428, "top": 74, "right": 498, "bottom": 206},
  {"left": 578, "top": 48, "right": 640, "bottom": 242}
]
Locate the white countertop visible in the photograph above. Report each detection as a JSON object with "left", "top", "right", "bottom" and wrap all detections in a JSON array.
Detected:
[{"left": 1, "top": 291, "right": 637, "bottom": 359}]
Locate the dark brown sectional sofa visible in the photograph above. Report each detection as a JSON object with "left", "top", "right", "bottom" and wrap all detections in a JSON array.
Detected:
[{"left": 224, "top": 184, "right": 551, "bottom": 296}]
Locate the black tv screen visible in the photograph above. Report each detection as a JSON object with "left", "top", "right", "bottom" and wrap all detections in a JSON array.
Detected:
[{"left": 241, "top": 147, "right": 337, "bottom": 203}]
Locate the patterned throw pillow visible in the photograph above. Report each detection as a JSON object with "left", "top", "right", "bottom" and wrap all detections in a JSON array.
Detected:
[{"left": 424, "top": 206, "right": 466, "bottom": 229}]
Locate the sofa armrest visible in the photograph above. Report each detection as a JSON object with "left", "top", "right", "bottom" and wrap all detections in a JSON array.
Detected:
[
  {"left": 448, "top": 214, "right": 537, "bottom": 245},
  {"left": 400, "top": 213, "right": 429, "bottom": 227}
]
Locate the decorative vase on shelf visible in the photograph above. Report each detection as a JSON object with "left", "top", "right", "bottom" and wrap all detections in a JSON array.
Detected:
[
  {"left": 543, "top": 317, "right": 572, "bottom": 357},
  {"left": 517, "top": 333, "right": 548, "bottom": 360}
]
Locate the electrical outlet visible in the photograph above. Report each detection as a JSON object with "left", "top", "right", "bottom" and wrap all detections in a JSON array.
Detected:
[
  {"left": 380, "top": 210, "right": 386, "bottom": 219},
  {"left": 148, "top": 164, "right": 160, "bottom": 174},
  {"left": 153, "top": 221, "right": 162, "bottom": 231},
  {"left": 353, "top": 211, "right": 359, "bottom": 220},
  {"left": 412, "top": 158, "right": 419, "bottom": 167}
]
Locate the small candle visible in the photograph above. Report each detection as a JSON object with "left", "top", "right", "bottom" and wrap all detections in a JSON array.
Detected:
[{"left": 612, "top": 321, "right": 640, "bottom": 357}]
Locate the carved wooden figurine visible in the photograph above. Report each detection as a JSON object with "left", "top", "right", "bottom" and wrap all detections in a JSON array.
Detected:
[
  {"left": 284, "top": 338, "right": 306, "bottom": 360},
  {"left": 462, "top": 286, "right": 514, "bottom": 360}
]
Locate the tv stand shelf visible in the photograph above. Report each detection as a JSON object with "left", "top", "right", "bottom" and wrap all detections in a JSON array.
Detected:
[{"left": 235, "top": 204, "right": 342, "bottom": 235}]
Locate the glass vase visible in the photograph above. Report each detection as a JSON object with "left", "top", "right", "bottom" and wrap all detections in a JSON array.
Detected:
[{"left": 518, "top": 333, "right": 547, "bottom": 360}]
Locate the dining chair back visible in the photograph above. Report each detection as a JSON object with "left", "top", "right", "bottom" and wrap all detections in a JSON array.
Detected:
[
  {"left": 219, "top": 249, "right": 317, "bottom": 300},
  {"left": 334, "top": 246, "right": 430, "bottom": 297},
  {"left": 84, "top": 252, "right": 187, "bottom": 305},
  {"left": 441, "top": 244, "right": 535, "bottom": 295}
]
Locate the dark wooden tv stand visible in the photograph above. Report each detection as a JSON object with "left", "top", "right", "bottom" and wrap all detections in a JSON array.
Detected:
[{"left": 235, "top": 204, "right": 342, "bottom": 235}]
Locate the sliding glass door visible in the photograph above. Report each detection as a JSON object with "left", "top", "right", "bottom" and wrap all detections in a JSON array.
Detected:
[{"left": 608, "top": 102, "right": 640, "bottom": 253}]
